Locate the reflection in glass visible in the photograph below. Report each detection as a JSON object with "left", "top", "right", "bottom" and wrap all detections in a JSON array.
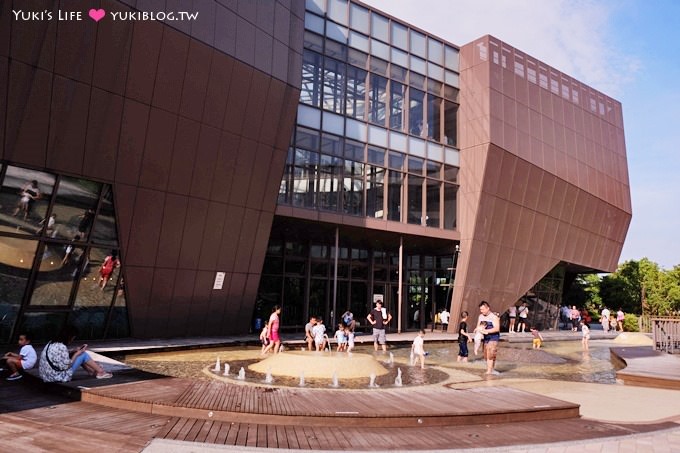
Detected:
[
  {"left": 444, "top": 184, "right": 458, "bottom": 230},
  {"left": 74, "top": 247, "right": 119, "bottom": 308},
  {"left": 409, "top": 89, "right": 424, "bottom": 136},
  {"left": 50, "top": 176, "right": 101, "bottom": 240},
  {"left": 283, "top": 277, "right": 304, "bottom": 326},
  {"left": 323, "top": 57, "right": 345, "bottom": 114},
  {"left": 368, "top": 73, "right": 387, "bottom": 126},
  {"left": 427, "top": 96, "right": 442, "bottom": 141},
  {"left": 318, "top": 154, "right": 342, "bottom": 211},
  {"left": 366, "top": 165, "right": 384, "bottom": 218},
  {"left": 426, "top": 180, "right": 440, "bottom": 227},
  {"left": 91, "top": 186, "right": 119, "bottom": 247},
  {"left": 292, "top": 149, "right": 318, "bottom": 208},
  {"left": 345, "top": 66, "right": 366, "bottom": 120},
  {"left": 17, "top": 312, "right": 68, "bottom": 343},
  {"left": 390, "top": 81, "right": 405, "bottom": 131},
  {"left": 387, "top": 170, "right": 402, "bottom": 222},
  {"left": 408, "top": 176, "right": 423, "bottom": 225},
  {"left": 0, "top": 166, "right": 55, "bottom": 235},
  {"left": 308, "top": 279, "right": 328, "bottom": 321},
  {"left": 29, "top": 242, "right": 77, "bottom": 306},
  {"left": 0, "top": 236, "right": 35, "bottom": 341},
  {"left": 444, "top": 101, "right": 458, "bottom": 146},
  {"left": 301, "top": 50, "right": 323, "bottom": 107},
  {"left": 350, "top": 281, "right": 367, "bottom": 322}
]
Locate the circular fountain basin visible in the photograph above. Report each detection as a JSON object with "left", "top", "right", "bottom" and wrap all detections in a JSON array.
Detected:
[{"left": 248, "top": 351, "right": 388, "bottom": 379}]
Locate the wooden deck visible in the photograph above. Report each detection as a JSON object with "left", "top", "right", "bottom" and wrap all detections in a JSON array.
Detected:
[
  {"left": 80, "top": 376, "right": 580, "bottom": 427},
  {"left": 612, "top": 346, "right": 680, "bottom": 390},
  {"left": 2, "top": 373, "right": 678, "bottom": 451}
]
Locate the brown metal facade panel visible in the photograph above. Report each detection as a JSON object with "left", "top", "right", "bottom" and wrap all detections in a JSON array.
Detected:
[
  {"left": 0, "top": 57, "right": 6, "bottom": 159},
  {"left": 167, "top": 117, "right": 202, "bottom": 194},
  {"left": 155, "top": 193, "right": 190, "bottom": 269},
  {"left": 0, "top": 1, "right": 10, "bottom": 57},
  {"left": 453, "top": 35, "right": 632, "bottom": 323},
  {"left": 83, "top": 89, "right": 124, "bottom": 181},
  {"left": 116, "top": 98, "right": 149, "bottom": 185},
  {"left": 53, "top": 0, "right": 97, "bottom": 85},
  {"left": 152, "top": 27, "right": 190, "bottom": 114},
  {"left": 180, "top": 40, "right": 213, "bottom": 122},
  {"left": 45, "top": 76, "right": 88, "bottom": 174},
  {"left": 92, "top": 0, "right": 133, "bottom": 96}
]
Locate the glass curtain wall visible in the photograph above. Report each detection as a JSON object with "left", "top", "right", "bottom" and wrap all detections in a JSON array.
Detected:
[{"left": 0, "top": 163, "right": 128, "bottom": 344}]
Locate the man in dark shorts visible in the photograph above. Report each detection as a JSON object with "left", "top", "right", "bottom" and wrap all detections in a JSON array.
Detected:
[
  {"left": 478, "top": 300, "right": 500, "bottom": 375},
  {"left": 457, "top": 311, "right": 470, "bottom": 362},
  {"left": 367, "top": 300, "right": 392, "bottom": 352}
]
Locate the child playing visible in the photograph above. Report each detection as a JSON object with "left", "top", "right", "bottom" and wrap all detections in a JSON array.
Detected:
[
  {"left": 472, "top": 320, "right": 486, "bottom": 355},
  {"left": 457, "top": 311, "right": 471, "bottom": 362},
  {"left": 580, "top": 321, "right": 590, "bottom": 350},
  {"left": 334, "top": 323, "right": 347, "bottom": 352},
  {"left": 259, "top": 321, "right": 270, "bottom": 355},
  {"left": 345, "top": 326, "right": 355, "bottom": 353},
  {"left": 530, "top": 326, "right": 543, "bottom": 349},
  {"left": 411, "top": 329, "right": 426, "bottom": 369},
  {"left": 3, "top": 333, "right": 37, "bottom": 381},
  {"left": 312, "top": 319, "right": 327, "bottom": 351}
]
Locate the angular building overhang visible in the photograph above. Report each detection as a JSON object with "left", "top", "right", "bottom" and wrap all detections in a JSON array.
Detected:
[{"left": 452, "top": 35, "right": 632, "bottom": 318}]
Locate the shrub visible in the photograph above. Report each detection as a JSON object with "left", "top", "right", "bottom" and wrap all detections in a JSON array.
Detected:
[{"left": 623, "top": 313, "right": 639, "bottom": 332}]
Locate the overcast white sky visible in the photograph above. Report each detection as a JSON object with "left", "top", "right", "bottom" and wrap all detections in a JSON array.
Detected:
[{"left": 363, "top": 0, "right": 680, "bottom": 270}]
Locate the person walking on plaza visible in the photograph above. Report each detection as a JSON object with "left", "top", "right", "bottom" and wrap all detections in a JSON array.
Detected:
[
  {"left": 516, "top": 302, "right": 529, "bottom": 332},
  {"left": 530, "top": 326, "right": 543, "bottom": 349},
  {"left": 570, "top": 305, "right": 581, "bottom": 332},
  {"left": 600, "top": 306, "right": 611, "bottom": 332},
  {"left": 457, "top": 311, "right": 471, "bottom": 362},
  {"left": 616, "top": 308, "right": 625, "bottom": 332},
  {"left": 478, "top": 300, "right": 500, "bottom": 375},
  {"left": 367, "top": 299, "right": 391, "bottom": 352}
]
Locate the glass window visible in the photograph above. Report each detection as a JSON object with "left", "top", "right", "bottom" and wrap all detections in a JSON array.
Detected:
[
  {"left": 443, "top": 183, "right": 457, "bottom": 230},
  {"left": 325, "top": 38, "right": 347, "bottom": 60},
  {"left": 0, "top": 166, "right": 55, "bottom": 235},
  {"left": 444, "top": 165, "right": 458, "bottom": 183},
  {"left": 444, "top": 101, "right": 457, "bottom": 146},
  {"left": 296, "top": 127, "right": 320, "bottom": 151},
  {"left": 343, "top": 171, "right": 363, "bottom": 216},
  {"left": 348, "top": 30, "right": 369, "bottom": 52},
  {"left": 410, "top": 30, "right": 426, "bottom": 57},
  {"left": 426, "top": 160, "right": 441, "bottom": 178},
  {"left": 304, "top": 30, "right": 324, "bottom": 52},
  {"left": 349, "top": 3, "right": 369, "bottom": 30},
  {"left": 387, "top": 170, "right": 402, "bottom": 221},
  {"left": 318, "top": 153, "right": 342, "bottom": 211},
  {"left": 347, "top": 48, "right": 368, "bottom": 68},
  {"left": 367, "top": 146, "right": 385, "bottom": 165},
  {"left": 371, "top": 12, "right": 389, "bottom": 42},
  {"left": 388, "top": 151, "right": 404, "bottom": 170},
  {"left": 344, "top": 140, "right": 364, "bottom": 161},
  {"left": 428, "top": 38, "right": 444, "bottom": 65},
  {"left": 292, "top": 149, "right": 318, "bottom": 208},
  {"left": 368, "top": 73, "right": 387, "bottom": 126},
  {"left": 390, "top": 81, "right": 405, "bottom": 132},
  {"left": 50, "top": 177, "right": 101, "bottom": 241},
  {"left": 327, "top": 0, "right": 348, "bottom": 26},
  {"left": 17, "top": 312, "right": 68, "bottom": 343},
  {"left": 408, "top": 175, "right": 423, "bottom": 225},
  {"left": 283, "top": 277, "right": 305, "bottom": 326},
  {"left": 444, "top": 45, "right": 459, "bottom": 72},
  {"left": 390, "top": 64, "right": 407, "bottom": 82},
  {"left": 369, "top": 57, "right": 388, "bottom": 75},
  {"left": 391, "top": 48, "right": 408, "bottom": 67},
  {"left": 321, "top": 133, "right": 344, "bottom": 156},
  {"left": 326, "top": 23, "right": 348, "bottom": 45},
  {"left": 0, "top": 236, "right": 35, "bottom": 318},
  {"left": 91, "top": 186, "right": 118, "bottom": 247},
  {"left": 301, "top": 50, "right": 323, "bottom": 107},
  {"left": 305, "top": 12, "right": 324, "bottom": 35},
  {"left": 391, "top": 21, "right": 408, "bottom": 50},
  {"left": 410, "top": 55, "right": 426, "bottom": 75},
  {"left": 28, "top": 242, "right": 78, "bottom": 306},
  {"left": 409, "top": 88, "right": 425, "bottom": 136},
  {"left": 322, "top": 57, "right": 345, "bottom": 114},
  {"left": 366, "top": 165, "right": 384, "bottom": 219},
  {"left": 345, "top": 65, "right": 366, "bottom": 120},
  {"left": 370, "top": 39, "right": 390, "bottom": 60},
  {"left": 427, "top": 95, "right": 442, "bottom": 141},
  {"left": 426, "top": 180, "right": 440, "bottom": 227},
  {"left": 107, "top": 286, "right": 129, "bottom": 339},
  {"left": 408, "top": 156, "right": 424, "bottom": 175}
]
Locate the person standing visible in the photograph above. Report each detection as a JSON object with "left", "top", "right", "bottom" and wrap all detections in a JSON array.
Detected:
[
  {"left": 507, "top": 305, "right": 517, "bottom": 333},
  {"left": 478, "top": 301, "right": 500, "bottom": 375},
  {"left": 262, "top": 305, "right": 282, "bottom": 354},
  {"left": 411, "top": 330, "right": 426, "bottom": 369},
  {"left": 367, "top": 300, "right": 391, "bottom": 352},
  {"left": 456, "top": 311, "right": 470, "bottom": 362},
  {"left": 516, "top": 302, "right": 529, "bottom": 332},
  {"left": 570, "top": 306, "right": 581, "bottom": 332},
  {"left": 616, "top": 308, "right": 625, "bottom": 332},
  {"left": 580, "top": 321, "right": 590, "bottom": 350},
  {"left": 440, "top": 308, "right": 450, "bottom": 331},
  {"left": 600, "top": 306, "right": 610, "bottom": 333}
]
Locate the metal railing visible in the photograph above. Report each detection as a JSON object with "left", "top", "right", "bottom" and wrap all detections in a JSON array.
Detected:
[{"left": 652, "top": 317, "right": 680, "bottom": 354}]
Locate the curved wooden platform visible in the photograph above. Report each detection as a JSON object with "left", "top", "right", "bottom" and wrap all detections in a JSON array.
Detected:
[
  {"left": 612, "top": 346, "right": 680, "bottom": 390},
  {"left": 80, "top": 377, "right": 580, "bottom": 428}
]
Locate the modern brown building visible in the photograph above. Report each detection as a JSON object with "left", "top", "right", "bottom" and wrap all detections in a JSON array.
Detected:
[{"left": 0, "top": 0, "right": 630, "bottom": 343}]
